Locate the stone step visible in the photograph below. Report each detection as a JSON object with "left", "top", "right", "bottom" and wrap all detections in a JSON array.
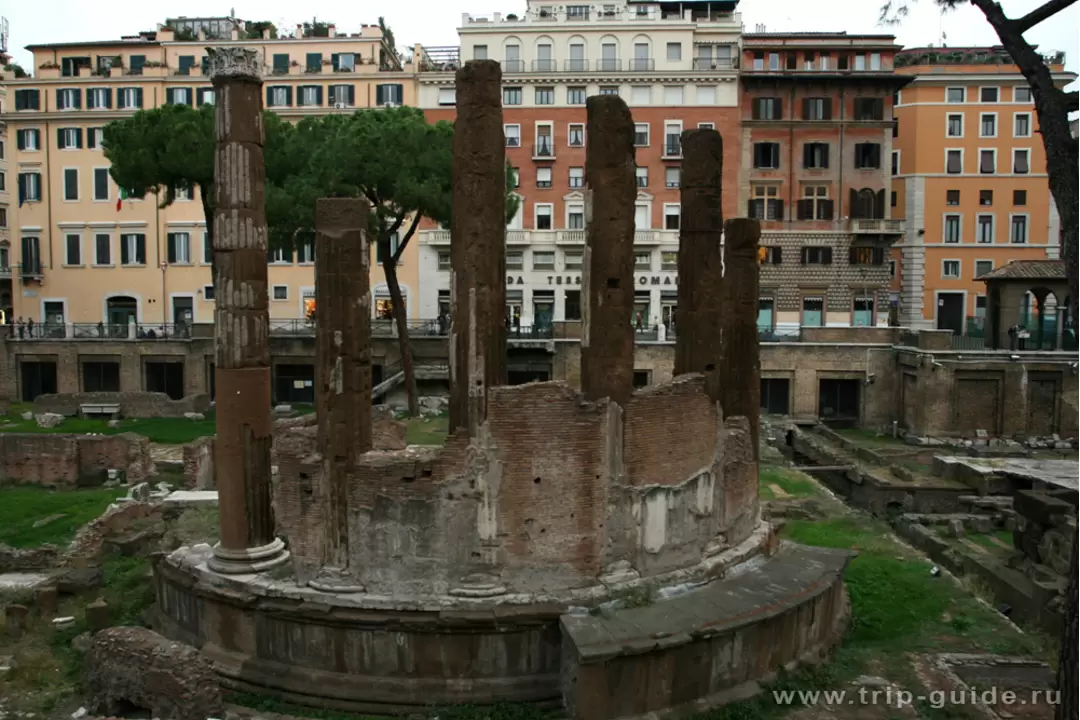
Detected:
[{"left": 560, "top": 542, "right": 853, "bottom": 720}]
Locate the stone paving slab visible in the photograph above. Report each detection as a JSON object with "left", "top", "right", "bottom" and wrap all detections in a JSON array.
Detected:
[
  {"left": 162, "top": 490, "right": 219, "bottom": 508},
  {"left": 940, "top": 457, "right": 1078, "bottom": 491},
  {"left": 561, "top": 543, "right": 853, "bottom": 662},
  {"left": 0, "top": 572, "right": 51, "bottom": 592}
]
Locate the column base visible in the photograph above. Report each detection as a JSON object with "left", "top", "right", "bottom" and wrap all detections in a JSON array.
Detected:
[
  {"left": 308, "top": 566, "right": 365, "bottom": 593},
  {"left": 207, "top": 538, "right": 290, "bottom": 575}
]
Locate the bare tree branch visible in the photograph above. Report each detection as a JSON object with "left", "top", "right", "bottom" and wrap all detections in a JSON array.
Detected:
[
  {"left": 1015, "top": 0, "right": 1078, "bottom": 33},
  {"left": 1067, "top": 90, "right": 1079, "bottom": 113}
]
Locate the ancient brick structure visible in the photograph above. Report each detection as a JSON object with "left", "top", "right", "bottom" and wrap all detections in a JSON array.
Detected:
[
  {"left": 31, "top": 391, "right": 210, "bottom": 418},
  {"left": 674, "top": 128, "right": 725, "bottom": 398},
  {"left": 581, "top": 95, "right": 637, "bottom": 407},
  {"left": 449, "top": 59, "right": 507, "bottom": 436},
  {"left": 205, "top": 46, "right": 288, "bottom": 574},
  {"left": 84, "top": 627, "right": 224, "bottom": 720},
  {"left": 0, "top": 433, "right": 153, "bottom": 487},
  {"left": 720, "top": 218, "right": 763, "bottom": 458},
  {"left": 314, "top": 198, "right": 372, "bottom": 577}
]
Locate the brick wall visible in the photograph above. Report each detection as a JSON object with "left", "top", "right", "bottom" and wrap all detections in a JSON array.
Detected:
[
  {"left": 275, "top": 378, "right": 758, "bottom": 596},
  {"left": 33, "top": 391, "right": 210, "bottom": 418},
  {"left": 0, "top": 433, "right": 153, "bottom": 486},
  {"left": 182, "top": 437, "right": 215, "bottom": 490}
]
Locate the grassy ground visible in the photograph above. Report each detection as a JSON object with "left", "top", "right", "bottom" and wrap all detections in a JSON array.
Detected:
[
  {"left": 759, "top": 467, "right": 823, "bottom": 500},
  {"left": 0, "top": 402, "right": 217, "bottom": 444},
  {"left": 0, "top": 487, "right": 125, "bottom": 547},
  {"left": 405, "top": 415, "right": 448, "bottom": 445}
]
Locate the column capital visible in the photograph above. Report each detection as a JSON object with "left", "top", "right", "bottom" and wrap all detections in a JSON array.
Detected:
[{"left": 206, "top": 46, "right": 262, "bottom": 83}]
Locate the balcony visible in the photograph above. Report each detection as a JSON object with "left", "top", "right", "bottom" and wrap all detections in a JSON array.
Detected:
[
  {"left": 850, "top": 218, "right": 905, "bottom": 235},
  {"left": 533, "top": 140, "right": 555, "bottom": 160},
  {"left": 531, "top": 59, "right": 558, "bottom": 72},
  {"left": 596, "top": 58, "right": 622, "bottom": 72},
  {"left": 628, "top": 58, "right": 655, "bottom": 72},
  {"left": 692, "top": 57, "right": 738, "bottom": 71},
  {"left": 419, "top": 229, "right": 679, "bottom": 246},
  {"left": 565, "top": 59, "right": 589, "bottom": 72},
  {"left": 461, "top": 9, "right": 740, "bottom": 26},
  {"left": 502, "top": 59, "right": 525, "bottom": 73},
  {"left": 0, "top": 265, "right": 10, "bottom": 279}
]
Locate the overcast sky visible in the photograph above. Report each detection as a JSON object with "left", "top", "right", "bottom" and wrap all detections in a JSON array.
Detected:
[{"left": 4, "top": 0, "right": 1076, "bottom": 74}]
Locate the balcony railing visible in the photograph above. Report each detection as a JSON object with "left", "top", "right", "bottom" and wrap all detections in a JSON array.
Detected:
[
  {"left": 531, "top": 59, "right": 558, "bottom": 72},
  {"left": 663, "top": 139, "right": 683, "bottom": 158},
  {"left": 628, "top": 58, "right": 655, "bottom": 71},
  {"left": 6, "top": 322, "right": 193, "bottom": 341},
  {"left": 420, "top": 229, "right": 680, "bottom": 246},
  {"left": 268, "top": 318, "right": 451, "bottom": 337},
  {"left": 692, "top": 58, "right": 738, "bottom": 71},
  {"left": 533, "top": 141, "right": 555, "bottom": 159},
  {"left": 502, "top": 59, "right": 525, "bottom": 73},
  {"left": 850, "top": 218, "right": 905, "bottom": 234},
  {"left": 596, "top": 58, "right": 622, "bottom": 72},
  {"left": 565, "top": 59, "right": 589, "bottom": 72}
]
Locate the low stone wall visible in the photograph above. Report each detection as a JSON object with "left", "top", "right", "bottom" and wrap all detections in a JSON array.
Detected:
[
  {"left": 33, "top": 391, "right": 211, "bottom": 418},
  {"left": 1013, "top": 488, "right": 1077, "bottom": 576},
  {"left": 0, "top": 543, "right": 60, "bottom": 572},
  {"left": 0, "top": 433, "right": 154, "bottom": 487},
  {"left": 182, "top": 437, "right": 215, "bottom": 490}
]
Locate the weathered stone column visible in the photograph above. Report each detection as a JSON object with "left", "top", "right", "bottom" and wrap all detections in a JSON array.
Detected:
[
  {"left": 675, "top": 129, "right": 725, "bottom": 402},
  {"left": 720, "top": 218, "right": 762, "bottom": 460},
  {"left": 311, "top": 198, "right": 371, "bottom": 590},
  {"left": 206, "top": 47, "right": 289, "bottom": 574},
  {"left": 449, "top": 60, "right": 507, "bottom": 436},
  {"left": 581, "top": 95, "right": 636, "bottom": 407}
]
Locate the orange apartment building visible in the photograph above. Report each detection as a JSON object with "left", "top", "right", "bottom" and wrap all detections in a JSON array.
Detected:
[
  {"left": 891, "top": 45, "right": 1076, "bottom": 332},
  {"left": 415, "top": 0, "right": 744, "bottom": 332},
  {"left": 741, "top": 32, "right": 910, "bottom": 333},
  {"left": 0, "top": 15, "right": 420, "bottom": 334}
]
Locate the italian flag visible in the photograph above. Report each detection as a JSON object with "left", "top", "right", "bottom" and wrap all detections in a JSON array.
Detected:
[{"left": 116, "top": 188, "right": 130, "bottom": 212}]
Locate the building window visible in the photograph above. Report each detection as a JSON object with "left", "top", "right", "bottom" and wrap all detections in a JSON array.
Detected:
[
  {"left": 749, "top": 185, "right": 782, "bottom": 220},
  {"left": 564, "top": 289, "right": 581, "bottom": 321},
  {"left": 297, "top": 86, "right": 321, "bottom": 106},
  {"left": 979, "top": 113, "right": 997, "bottom": 137},
  {"left": 504, "top": 124, "right": 521, "bottom": 148},
  {"left": 663, "top": 86, "right": 684, "bottom": 105},
  {"left": 507, "top": 251, "right": 523, "bottom": 270},
  {"left": 565, "top": 251, "right": 583, "bottom": 269},
  {"left": 802, "top": 297, "right": 824, "bottom": 327},
  {"left": 272, "top": 285, "right": 289, "bottom": 301},
  {"left": 535, "top": 124, "right": 554, "bottom": 156},
  {"left": 979, "top": 190, "right": 993, "bottom": 206},
  {"left": 667, "top": 42, "right": 682, "bottom": 60},
  {"left": 118, "top": 87, "right": 143, "bottom": 109},
  {"left": 438, "top": 88, "right": 456, "bottom": 106},
  {"left": 57, "top": 88, "right": 81, "bottom": 110},
  {"left": 803, "top": 142, "right": 829, "bottom": 169},
  {"left": 853, "top": 97, "right": 884, "bottom": 121},
  {"left": 567, "top": 204, "right": 585, "bottom": 229},
  {"left": 801, "top": 247, "right": 832, "bottom": 265},
  {"left": 663, "top": 204, "right": 680, "bottom": 230},
  {"left": 849, "top": 246, "right": 885, "bottom": 266},
  {"left": 980, "top": 87, "right": 999, "bottom": 103},
  {"left": 634, "top": 123, "right": 650, "bottom": 147},
  {"left": 891, "top": 191, "right": 897, "bottom": 208},
  {"left": 975, "top": 260, "right": 993, "bottom": 277},
  {"left": 661, "top": 251, "right": 678, "bottom": 271},
  {"left": 853, "top": 143, "right": 881, "bottom": 169},
  {"left": 536, "top": 167, "right": 553, "bottom": 189},
  {"left": 635, "top": 167, "right": 648, "bottom": 188},
  {"left": 65, "top": 234, "right": 82, "bottom": 266},
  {"left": 753, "top": 97, "right": 782, "bottom": 120},
  {"left": 944, "top": 214, "right": 961, "bottom": 243},
  {"left": 946, "top": 113, "right": 964, "bottom": 137},
  {"left": 598, "top": 86, "right": 619, "bottom": 96},
  {"left": 94, "top": 233, "right": 112, "bottom": 265},
  {"left": 567, "top": 43, "right": 586, "bottom": 71},
  {"left": 664, "top": 122, "right": 682, "bottom": 156},
  {"left": 269, "top": 246, "right": 290, "bottom": 264},
  {"left": 569, "top": 167, "right": 584, "bottom": 189},
  {"left": 568, "top": 123, "right": 585, "bottom": 147},
  {"left": 87, "top": 87, "right": 111, "bottom": 110},
  {"left": 803, "top": 97, "right": 830, "bottom": 120},
  {"left": 665, "top": 167, "right": 680, "bottom": 189},
  {"left": 946, "top": 150, "right": 963, "bottom": 174},
  {"left": 854, "top": 54, "right": 866, "bottom": 71},
  {"left": 976, "top": 214, "right": 994, "bottom": 244},
  {"left": 942, "top": 260, "right": 961, "bottom": 278},
  {"left": 298, "top": 239, "right": 314, "bottom": 264},
  {"left": 567, "top": 86, "right": 586, "bottom": 105},
  {"left": 16, "top": 129, "right": 41, "bottom": 151},
  {"left": 58, "top": 128, "right": 83, "bottom": 150},
  {"left": 979, "top": 149, "right": 996, "bottom": 174},
  {"left": 695, "top": 85, "right": 716, "bottom": 105},
  {"left": 503, "top": 87, "right": 522, "bottom": 106},
  {"left": 535, "top": 87, "right": 555, "bottom": 105},
  {"left": 166, "top": 88, "right": 192, "bottom": 105},
  {"left": 18, "top": 173, "right": 42, "bottom": 203},
  {"left": 14, "top": 88, "right": 42, "bottom": 111},
  {"left": 946, "top": 189, "right": 960, "bottom": 205},
  {"left": 473, "top": 45, "right": 488, "bottom": 60},
  {"left": 753, "top": 142, "right": 780, "bottom": 169},
  {"left": 631, "top": 85, "right": 651, "bottom": 105},
  {"left": 437, "top": 251, "right": 451, "bottom": 270},
  {"left": 120, "top": 233, "right": 146, "bottom": 266},
  {"left": 535, "top": 204, "right": 553, "bottom": 230},
  {"left": 532, "top": 251, "right": 555, "bottom": 270},
  {"left": 1013, "top": 149, "right": 1030, "bottom": 174},
  {"left": 798, "top": 185, "right": 832, "bottom": 220},
  {"left": 1014, "top": 113, "right": 1031, "bottom": 137},
  {"left": 635, "top": 252, "right": 652, "bottom": 271},
  {"left": 1014, "top": 86, "right": 1032, "bottom": 102},
  {"left": 946, "top": 87, "right": 965, "bottom": 103},
  {"left": 891, "top": 150, "right": 900, "bottom": 176},
  {"left": 1010, "top": 215, "right": 1028, "bottom": 244},
  {"left": 167, "top": 232, "right": 192, "bottom": 264},
  {"left": 853, "top": 296, "right": 875, "bottom": 326},
  {"left": 869, "top": 52, "right": 882, "bottom": 70},
  {"left": 63, "top": 168, "right": 79, "bottom": 201},
  {"left": 1013, "top": 189, "right": 1027, "bottom": 206}
]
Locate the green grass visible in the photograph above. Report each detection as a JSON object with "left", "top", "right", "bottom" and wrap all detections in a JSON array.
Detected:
[
  {"left": 759, "top": 467, "right": 822, "bottom": 500},
  {"left": 0, "top": 407, "right": 217, "bottom": 444},
  {"left": 0, "top": 486, "right": 125, "bottom": 547},
  {"left": 406, "top": 415, "right": 448, "bottom": 445}
]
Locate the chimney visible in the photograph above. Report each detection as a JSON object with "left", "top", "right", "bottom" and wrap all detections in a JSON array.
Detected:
[
  {"left": 262, "top": 28, "right": 271, "bottom": 39},
  {"left": 230, "top": 27, "right": 239, "bottom": 40},
  {"left": 296, "top": 23, "right": 304, "bottom": 39},
  {"left": 328, "top": 24, "right": 336, "bottom": 37}
]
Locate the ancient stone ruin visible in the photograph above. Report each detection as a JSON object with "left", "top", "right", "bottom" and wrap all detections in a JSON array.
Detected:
[{"left": 154, "top": 58, "right": 852, "bottom": 718}]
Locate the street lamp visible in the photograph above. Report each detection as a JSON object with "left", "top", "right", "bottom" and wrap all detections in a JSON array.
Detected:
[{"left": 160, "top": 261, "right": 168, "bottom": 337}]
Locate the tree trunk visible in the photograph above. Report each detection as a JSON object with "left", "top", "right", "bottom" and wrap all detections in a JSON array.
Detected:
[
  {"left": 1057, "top": 534, "right": 1078, "bottom": 720},
  {"left": 200, "top": 183, "right": 216, "bottom": 282},
  {"left": 382, "top": 247, "right": 419, "bottom": 417}
]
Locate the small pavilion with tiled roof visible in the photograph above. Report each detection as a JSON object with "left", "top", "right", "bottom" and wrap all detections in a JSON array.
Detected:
[{"left": 976, "top": 260, "right": 1072, "bottom": 350}]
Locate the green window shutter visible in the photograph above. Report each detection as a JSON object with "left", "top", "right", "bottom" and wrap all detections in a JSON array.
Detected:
[
  {"left": 316, "top": 86, "right": 323, "bottom": 105},
  {"left": 56, "top": 128, "right": 66, "bottom": 149},
  {"left": 331, "top": 53, "right": 340, "bottom": 71},
  {"left": 75, "top": 129, "right": 83, "bottom": 149},
  {"left": 286, "top": 87, "right": 293, "bottom": 106},
  {"left": 348, "top": 86, "right": 356, "bottom": 105},
  {"left": 306, "top": 52, "right": 321, "bottom": 71},
  {"left": 375, "top": 85, "right": 384, "bottom": 105},
  {"left": 135, "top": 88, "right": 144, "bottom": 108},
  {"left": 74, "top": 89, "right": 82, "bottom": 109}
]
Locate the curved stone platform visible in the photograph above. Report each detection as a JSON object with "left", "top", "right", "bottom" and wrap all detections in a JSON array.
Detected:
[{"left": 153, "top": 530, "right": 850, "bottom": 716}]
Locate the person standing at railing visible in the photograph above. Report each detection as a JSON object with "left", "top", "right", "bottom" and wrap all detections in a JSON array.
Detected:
[
  {"left": 25, "top": 317, "right": 34, "bottom": 339},
  {"left": 14, "top": 317, "right": 23, "bottom": 340}
]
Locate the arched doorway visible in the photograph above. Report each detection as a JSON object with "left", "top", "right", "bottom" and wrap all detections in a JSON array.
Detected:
[{"left": 106, "top": 296, "right": 138, "bottom": 336}]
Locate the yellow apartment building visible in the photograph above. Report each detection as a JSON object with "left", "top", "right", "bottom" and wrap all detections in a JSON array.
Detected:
[
  {"left": 891, "top": 46, "right": 1075, "bottom": 333},
  {"left": 0, "top": 16, "right": 420, "bottom": 334}
]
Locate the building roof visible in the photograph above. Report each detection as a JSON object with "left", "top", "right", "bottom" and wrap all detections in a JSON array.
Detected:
[{"left": 977, "top": 260, "right": 1068, "bottom": 281}]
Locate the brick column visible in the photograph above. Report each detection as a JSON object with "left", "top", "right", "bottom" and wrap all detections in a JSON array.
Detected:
[
  {"left": 311, "top": 198, "right": 371, "bottom": 590},
  {"left": 449, "top": 60, "right": 507, "bottom": 436},
  {"left": 720, "top": 218, "right": 762, "bottom": 460},
  {"left": 675, "top": 129, "right": 725, "bottom": 402},
  {"left": 206, "top": 47, "right": 289, "bottom": 574},
  {"left": 581, "top": 95, "right": 636, "bottom": 407}
]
